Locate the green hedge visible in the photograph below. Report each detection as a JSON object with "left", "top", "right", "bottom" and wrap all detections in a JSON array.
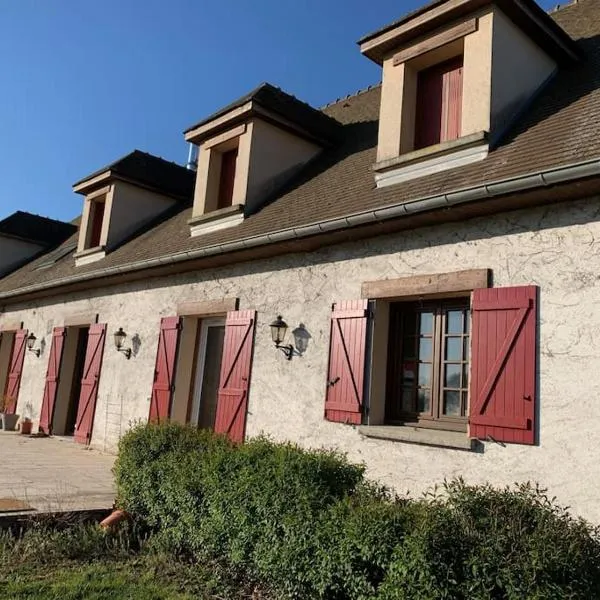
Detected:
[{"left": 114, "top": 423, "right": 600, "bottom": 599}]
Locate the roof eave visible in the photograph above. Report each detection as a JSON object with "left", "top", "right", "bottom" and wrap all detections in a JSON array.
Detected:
[{"left": 3, "top": 156, "right": 600, "bottom": 304}]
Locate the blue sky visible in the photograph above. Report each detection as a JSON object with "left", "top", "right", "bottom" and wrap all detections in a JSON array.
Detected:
[{"left": 0, "top": 0, "right": 556, "bottom": 223}]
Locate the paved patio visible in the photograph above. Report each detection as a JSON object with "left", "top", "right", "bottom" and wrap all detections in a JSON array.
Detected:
[{"left": 0, "top": 432, "right": 115, "bottom": 514}]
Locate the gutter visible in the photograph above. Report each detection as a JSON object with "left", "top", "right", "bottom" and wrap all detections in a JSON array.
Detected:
[{"left": 2, "top": 156, "right": 600, "bottom": 302}]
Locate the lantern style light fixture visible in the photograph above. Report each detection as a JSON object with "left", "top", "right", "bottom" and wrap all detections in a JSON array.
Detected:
[
  {"left": 113, "top": 327, "right": 132, "bottom": 359},
  {"left": 270, "top": 316, "right": 311, "bottom": 360},
  {"left": 26, "top": 333, "right": 40, "bottom": 357}
]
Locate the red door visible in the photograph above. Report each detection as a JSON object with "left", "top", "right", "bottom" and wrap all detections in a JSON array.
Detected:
[
  {"left": 5, "top": 329, "right": 27, "bottom": 415},
  {"left": 149, "top": 317, "right": 181, "bottom": 422},
  {"left": 38, "top": 328, "right": 66, "bottom": 434},
  {"left": 469, "top": 286, "right": 538, "bottom": 445},
  {"left": 324, "top": 301, "right": 369, "bottom": 425},
  {"left": 74, "top": 323, "right": 107, "bottom": 445},
  {"left": 214, "top": 310, "right": 257, "bottom": 443}
]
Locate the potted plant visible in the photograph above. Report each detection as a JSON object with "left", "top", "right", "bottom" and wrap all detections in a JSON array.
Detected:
[
  {"left": 20, "top": 402, "right": 33, "bottom": 435},
  {"left": 1, "top": 395, "right": 19, "bottom": 431}
]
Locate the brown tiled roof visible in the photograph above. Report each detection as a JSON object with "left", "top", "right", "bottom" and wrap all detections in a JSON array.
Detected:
[
  {"left": 73, "top": 150, "right": 195, "bottom": 199},
  {"left": 1, "top": 0, "right": 600, "bottom": 298},
  {"left": 0, "top": 211, "right": 76, "bottom": 246}
]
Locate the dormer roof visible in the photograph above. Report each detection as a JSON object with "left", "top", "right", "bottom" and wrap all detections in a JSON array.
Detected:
[
  {"left": 0, "top": 211, "right": 76, "bottom": 246},
  {"left": 73, "top": 150, "right": 195, "bottom": 200},
  {"left": 358, "top": 0, "right": 580, "bottom": 65},
  {"left": 184, "top": 82, "right": 342, "bottom": 145}
]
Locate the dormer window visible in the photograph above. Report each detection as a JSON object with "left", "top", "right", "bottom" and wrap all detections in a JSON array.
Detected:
[
  {"left": 72, "top": 150, "right": 194, "bottom": 267},
  {"left": 358, "top": 0, "right": 576, "bottom": 189},
  {"left": 184, "top": 83, "right": 340, "bottom": 238}
]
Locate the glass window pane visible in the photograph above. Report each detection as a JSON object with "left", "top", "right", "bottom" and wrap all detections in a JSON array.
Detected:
[
  {"left": 464, "top": 337, "right": 470, "bottom": 361},
  {"left": 445, "top": 337, "right": 462, "bottom": 361},
  {"left": 462, "top": 364, "right": 469, "bottom": 389},
  {"left": 419, "top": 312, "right": 433, "bottom": 335},
  {"left": 443, "top": 391, "right": 461, "bottom": 416},
  {"left": 419, "top": 338, "right": 432, "bottom": 361},
  {"left": 464, "top": 313, "right": 470, "bottom": 334},
  {"left": 418, "top": 363, "right": 432, "bottom": 387},
  {"left": 402, "top": 388, "right": 414, "bottom": 412},
  {"left": 462, "top": 392, "right": 468, "bottom": 415},
  {"left": 446, "top": 310, "right": 463, "bottom": 334},
  {"left": 418, "top": 389, "right": 431, "bottom": 413},
  {"left": 444, "top": 364, "right": 461, "bottom": 388}
]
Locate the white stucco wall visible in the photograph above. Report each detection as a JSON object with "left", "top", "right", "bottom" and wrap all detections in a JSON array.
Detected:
[{"left": 2, "top": 196, "right": 600, "bottom": 521}]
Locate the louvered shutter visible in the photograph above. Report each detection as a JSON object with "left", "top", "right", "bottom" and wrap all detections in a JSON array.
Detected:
[
  {"left": 214, "top": 310, "right": 256, "bottom": 443},
  {"left": 74, "top": 323, "right": 106, "bottom": 445},
  {"left": 38, "top": 327, "right": 66, "bottom": 434},
  {"left": 4, "top": 329, "right": 27, "bottom": 415},
  {"left": 149, "top": 316, "right": 181, "bottom": 423},
  {"left": 324, "top": 300, "right": 368, "bottom": 425},
  {"left": 469, "top": 286, "right": 537, "bottom": 445}
]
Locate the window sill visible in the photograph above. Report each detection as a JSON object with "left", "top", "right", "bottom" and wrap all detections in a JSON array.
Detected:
[
  {"left": 358, "top": 425, "right": 475, "bottom": 451},
  {"left": 373, "top": 131, "right": 489, "bottom": 188},
  {"left": 189, "top": 204, "right": 244, "bottom": 237},
  {"left": 74, "top": 246, "right": 106, "bottom": 267}
]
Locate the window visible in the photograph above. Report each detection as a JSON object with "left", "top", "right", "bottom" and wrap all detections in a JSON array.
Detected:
[
  {"left": 217, "top": 148, "right": 238, "bottom": 210},
  {"left": 414, "top": 56, "right": 463, "bottom": 150},
  {"left": 386, "top": 300, "right": 470, "bottom": 431},
  {"left": 87, "top": 199, "right": 105, "bottom": 248}
]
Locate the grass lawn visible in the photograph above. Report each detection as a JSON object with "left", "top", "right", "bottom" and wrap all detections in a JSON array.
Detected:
[
  {"left": 0, "top": 525, "right": 257, "bottom": 600},
  {"left": 0, "top": 562, "right": 197, "bottom": 600}
]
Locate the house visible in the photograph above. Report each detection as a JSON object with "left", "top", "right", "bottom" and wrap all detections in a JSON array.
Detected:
[{"left": 1, "top": 0, "right": 600, "bottom": 520}]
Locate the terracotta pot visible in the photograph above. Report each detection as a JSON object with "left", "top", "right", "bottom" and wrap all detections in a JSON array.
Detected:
[
  {"left": 20, "top": 420, "right": 33, "bottom": 435},
  {"left": 100, "top": 509, "right": 129, "bottom": 530}
]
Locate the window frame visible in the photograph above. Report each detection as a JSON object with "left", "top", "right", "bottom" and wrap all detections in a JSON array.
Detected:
[{"left": 385, "top": 298, "right": 470, "bottom": 432}]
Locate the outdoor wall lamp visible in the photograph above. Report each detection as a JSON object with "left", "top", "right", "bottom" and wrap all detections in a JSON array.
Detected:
[
  {"left": 26, "top": 333, "right": 40, "bottom": 357},
  {"left": 270, "top": 316, "right": 311, "bottom": 360},
  {"left": 113, "top": 327, "right": 132, "bottom": 359}
]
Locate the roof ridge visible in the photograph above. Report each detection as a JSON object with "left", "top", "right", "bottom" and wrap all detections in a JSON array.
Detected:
[
  {"left": 548, "top": 0, "right": 580, "bottom": 14},
  {"left": 320, "top": 83, "right": 382, "bottom": 110}
]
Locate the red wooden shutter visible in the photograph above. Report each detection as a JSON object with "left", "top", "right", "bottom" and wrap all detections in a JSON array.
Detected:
[
  {"left": 214, "top": 310, "right": 256, "bottom": 443},
  {"left": 443, "top": 58, "right": 463, "bottom": 142},
  {"left": 469, "top": 286, "right": 537, "bottom": 445},
  {"left": 74, "top": 323, "right": 106, "bottom": 445},
  {"left": 217, "top": 149, "right": 238, "bottom": 209},
  {"left": 325, "top": 300, "right": 369, "bottom": 425},
  {"left": 149, "top": 316, "right": 181, "bottom": 423},
  {"left": 38, "top": 328, "right": 66, "bottom": 434},
  {"left": 4, "top": 329, "right": 27, "bottom": 415},
  {"left": 415, "top": 56, "right": 463, "bottom": 150}
]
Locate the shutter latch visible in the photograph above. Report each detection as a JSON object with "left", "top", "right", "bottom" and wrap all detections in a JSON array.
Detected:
[{"left": 328, "top": 376, "right": 340, "bottom": 388}]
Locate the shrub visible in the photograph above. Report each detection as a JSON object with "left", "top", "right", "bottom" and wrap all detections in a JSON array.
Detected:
[{"left": 115, "top": 423, "right": 600, "bottom": 600}]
